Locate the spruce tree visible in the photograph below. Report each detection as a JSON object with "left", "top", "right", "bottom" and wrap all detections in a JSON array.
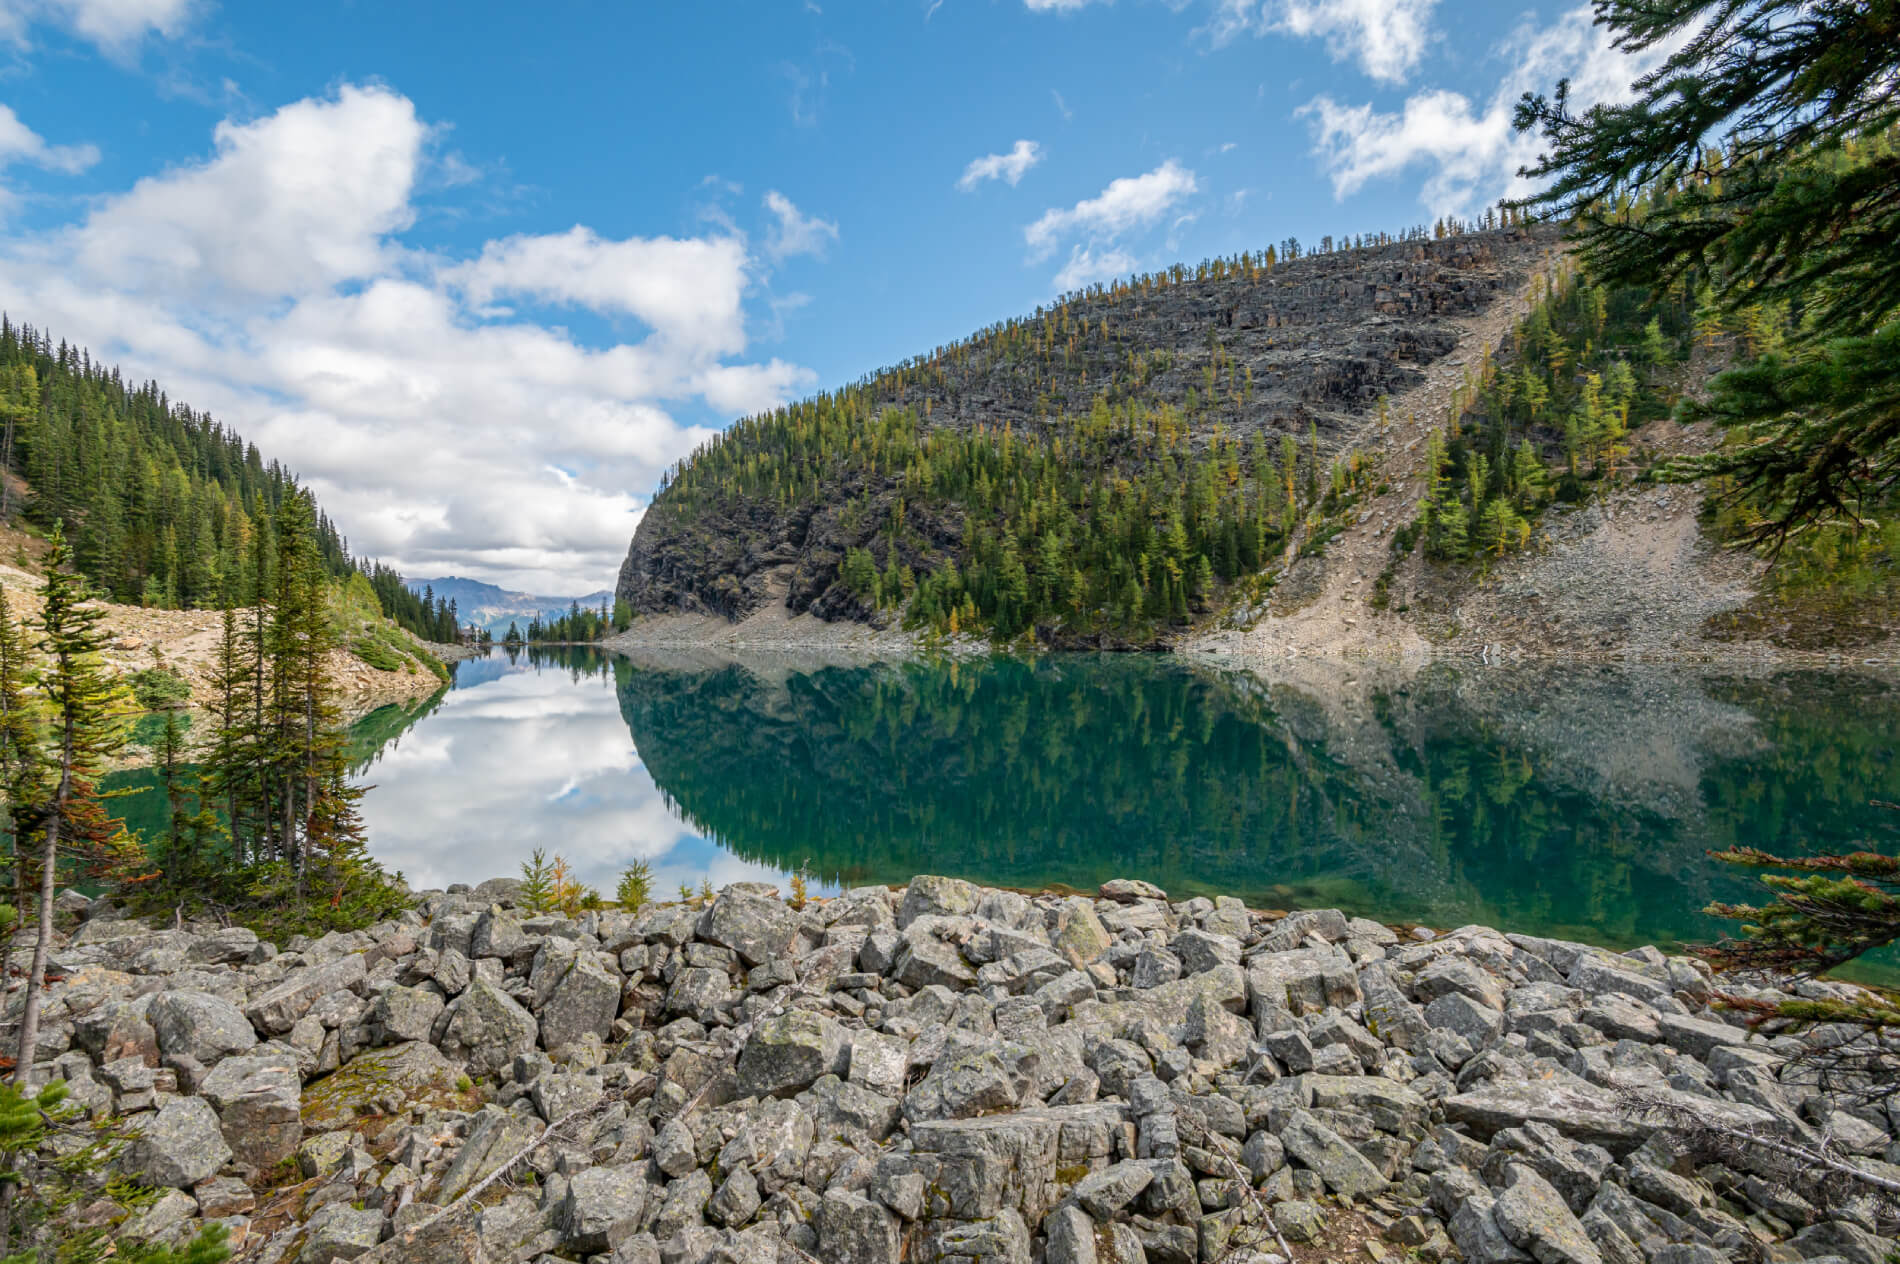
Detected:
[
  {"left": 0, "top": 595, "right": 42, "bottom": 918},
  {"left": 1512, "top": 0, "right": 1900, "bottom": 538},
  {"left": 14, "top": 523, "right": 129, "bottom": 1078}
]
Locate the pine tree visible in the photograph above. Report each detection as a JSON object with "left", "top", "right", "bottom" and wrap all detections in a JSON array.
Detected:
[
  {"left": 1513, "top": 0, "right": 1900, "bottom": 539},
  {"left": 14, "top": 523, "right": 130, "bottom": 1078},
  {"left": 0, "top": 595, "right": 41, "bottom": 917}
]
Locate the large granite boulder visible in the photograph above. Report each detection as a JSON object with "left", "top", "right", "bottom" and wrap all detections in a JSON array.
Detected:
[
  {"left": 245, "top": 955, "right": 367, "bottom": 1035},
  {"left": 123, "top": 1096, "right": 232, "bottom": 1187},
  {"left": 148, "top": 990, "right": 258, "bottom": 1066},
  {"left": 559, "top": 1165, "right": 650, "bottom": 1253},
  {"left": 537, "top": 953, "right": 619, "bottom": 1053},
  {"left": 301, "top": 1040, "right": 477, "bottom": 1132},
  {"left": 199, "top": 1051, "right": 303, "bottom": 1170},
  {"left": 436, "top": 979, "right": 537, "bottom": 1076},
  {"left": 697, "top": 886, "right": 800, "bottom": 966},
  {"left": 736, "top": 1010, "right": 848, "bottom": 1098}
]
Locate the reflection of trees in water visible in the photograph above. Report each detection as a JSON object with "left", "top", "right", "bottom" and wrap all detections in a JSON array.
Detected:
[
  {"left": 502, "top": 643, "right": 623, "bottom": 683},
  {"left": 347, "top": 689, "right": 450, "bottom": 774},
  {"left": 615, "top": 656, "right": 1900, "bottom": 951},
  {"left": 621, "top": 656, "right": 1408, "bottom": 907}
]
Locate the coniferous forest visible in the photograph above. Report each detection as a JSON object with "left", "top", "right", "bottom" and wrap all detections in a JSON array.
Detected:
[
  {"left": 0, "top": 319, "right": 352, "bottom": 606},
  {"left": 0, "top": 318, "right": 468, "bottom": 643}
]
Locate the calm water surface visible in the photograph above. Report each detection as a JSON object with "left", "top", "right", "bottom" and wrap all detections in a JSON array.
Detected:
[{"left": 116, "top": 647, "right": 1900, "bottom": 962}]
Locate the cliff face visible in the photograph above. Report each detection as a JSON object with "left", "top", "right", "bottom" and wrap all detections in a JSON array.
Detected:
[{"left": 617, "top": 228, "right": 1555, "bottom": 632}]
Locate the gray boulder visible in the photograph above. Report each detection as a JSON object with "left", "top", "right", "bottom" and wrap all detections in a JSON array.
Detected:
[
  {"left": 1788, "top": 1221, "right": 1892, "bottom": 1264},
  {"left": 697, "top": 888, "right": 799, "bottom": 966},
  {"left": 1170, "top": 928, "right": 1241, "bottom": 975},
  {"left": 1482, "top": 1122, "right": 1613, "bottom": 1215},
  {"left": 710, "top": 1165, "right": 762, "bottom": 1227},
  {"left": 188, "top": 926, "right": 259, "bottom": 965},
  {"left": 1044, "top": 1204, "right": 1097, "bottom": 1264},
  {"left": 1247, "top": 947, "right": 1359, "bottom": 1017},
  {"left": 370, "top": 985, "right": 445, "bottom": 1045},
  {"left": 804, "top": 1074, "right": 901, "bottom": 1141},
  {"left": 123, "top": 1096, "right": 232, "bottom": 1188},
  {"left": 245, "top": 954, "right": 367, "bottom": 1035},
  {"left": 435, "top": 1105, "right": 539, "bottom": 1203},
  {"left": 1360, "top": 962, "right": 1431, "bottom": 1051},
  {"left": 665, "top": 965, "right": 734, "bottom": 1021},
  {"left": 1426, "top": 991, "right": 1505, "bottom": 1045},
  {"left": 199, "top": 1051, "right": 303, "bottom": 1170},
  {"left": 559, "top": 1165, "right": 649, "bottom": 1252},
  {"left": 1072, "top": 1160, "right": 1154, "bottom": 1218},
  {"left": 893, "top": 926, "right": 978, "bottom": 991},
  {"left": 1052, "top": 898, "right": 1112, "bottom": 968},
  {"left": 299, "top": 1203, "right": 384, "bottom": 1264},
  {"left": 468, "top": 906, "right": 529, "bottom": 961},
  {"left": 736, "top": 1010, "right": 847, "bottom": 1098},
  {"left": 654, "top": 1117, "right": 697, "bottom": 1178},
  {"left": 1280, "top": 1109, "right": 1388, "bottom": 1198},
  {"left": 538, "top": 953, "right": 619, "bottom": 1052},
  {"left": 897, "top": 875, "right": 979, "bottom": 928},
  {"left": 148, "top": 990, "right": 258, "bottom": 1066},
  {"left": 903, "top": 1045, "right": 1020, "bottom": 1122},
  {"left": 1417, "top": 956, "right": 1507, "bottom": 1009},
  {"left": 437, "top": 978, "right": 538, "bottom": 1076},
  {"left": 1494, "top": 1163, "right": 1603, "bottom": 1264},
  {"left": 817, "top": 1188, "right": 901, "bottom": 1264}
]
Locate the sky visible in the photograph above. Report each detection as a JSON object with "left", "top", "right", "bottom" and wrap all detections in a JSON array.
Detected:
[{"left": 0, "top": 0, "right": 1671, "bottom": 594}]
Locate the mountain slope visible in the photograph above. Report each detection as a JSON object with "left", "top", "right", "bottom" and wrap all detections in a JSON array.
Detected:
[
  {"left": 618, "top": 226, "right": 1556, "bottom": 645},
  {"left": 408, "top": 575, "right": 614, "bottom": 634}
]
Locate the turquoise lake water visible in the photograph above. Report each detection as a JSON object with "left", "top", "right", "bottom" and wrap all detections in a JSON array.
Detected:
[{"left": 109, "top": 647, "right": 1900, "bottom": 966}]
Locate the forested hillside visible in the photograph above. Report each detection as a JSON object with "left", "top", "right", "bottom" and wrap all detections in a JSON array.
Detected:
[
  {"left": 0, "top": 318, "right": 466, "bottom": 644},
  {"left": 0, "top": 318, "right": 354, "bottom": 607},
  {"left": 620, "top": 221, "right": 1555, "bottom": 644}
]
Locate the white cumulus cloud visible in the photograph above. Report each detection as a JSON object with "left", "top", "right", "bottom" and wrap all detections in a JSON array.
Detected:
[
  {"left": 1025, "top": 159, "right": 1197, "bottom": 260},
  {"left": 958, "top": 139, "right": 1043, "bottom": 191},
  {"left": 443, "top": 227, "right": 751, "bottom": 359},
  {"left": 0, "top": 0, "right": 198, "bottom": 58},
  {"left": 0, "top": 103, "right": 99, "bottom": 174},
  {"left": 69, "top": 84, "right": 422, "bottom": 302},
  {"left": 1301, "top": 5, "right": 1687, "bottom": 217},
  {"left": 1201, "top": 0, "right": 1436, "bottom": 84},
  {"left": 0, "top": 84, "right": 822, "bottom": 594},
  {"left": 1053, "top": 244, "right": 1138, "bottom": 292},
  {"left": 1023, "top": 0, "right": 1107, "bottom": 12},
  {"left": 763, "top": 189, "right": 839, "bottom": 260}
]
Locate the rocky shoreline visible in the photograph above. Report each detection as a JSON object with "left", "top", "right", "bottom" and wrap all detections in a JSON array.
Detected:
[{"left": 16, "top": 877, "right": 1897, "bottom": 1264}]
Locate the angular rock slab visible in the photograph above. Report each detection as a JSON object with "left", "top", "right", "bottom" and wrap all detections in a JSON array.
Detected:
[
  {"left": 199, "top": 1051, "right": 303, "bottom": 1170},
  {"left": 435, "top": 978, "right": 537, "bottom": 1077},
  {"left": 244, "top": 954, "right": 366, "bottom": 1036},
  {"left": 301, "top": 1040, "right": 477, "bottom": 1133},
  {"left": 123, "top": 1096, "right": 232, "bottom": 1188},
  {"left": 736, "top": 1009, "right": 847, "bottom": 1098}
]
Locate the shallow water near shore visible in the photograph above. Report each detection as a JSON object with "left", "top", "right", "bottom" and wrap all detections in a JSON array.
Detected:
[{"left": 109, "top": 646, "right": 1900, "bottom": 971}]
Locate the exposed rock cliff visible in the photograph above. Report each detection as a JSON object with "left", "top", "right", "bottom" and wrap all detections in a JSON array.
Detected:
[{"left": 618, "top": 229, "right": 1556, "bottom": 635}]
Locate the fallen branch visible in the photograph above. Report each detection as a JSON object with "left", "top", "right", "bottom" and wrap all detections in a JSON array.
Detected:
[
  {"left": 1179, "top": 1109, "right": 1295, "bottom": 1263},
  {"left": 396, "top": 1072, "right": 653, "bottom": 1245},
  {"left": 1625, "top": 1088, "right": 1900, "bottom": 1223}
]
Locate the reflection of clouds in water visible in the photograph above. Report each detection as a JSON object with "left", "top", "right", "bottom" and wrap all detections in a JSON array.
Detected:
[{"left": 354, "top": 654, "right": 800, "bottom": 896}]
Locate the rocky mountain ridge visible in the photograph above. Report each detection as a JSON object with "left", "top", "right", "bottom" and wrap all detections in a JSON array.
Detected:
[
  {"left": 18, "top": 873, "right": 1895, "bottom": 1264},
  {"left": 408, "top": 577, "right": 617, "bottom": 636},
  {"left": 617, "top": 229, "right": 1557, "bottom": 635}
]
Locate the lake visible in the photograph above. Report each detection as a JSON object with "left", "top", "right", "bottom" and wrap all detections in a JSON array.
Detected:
[{"left": 112, "top": 646, "right": 1900, "bottom": 965}]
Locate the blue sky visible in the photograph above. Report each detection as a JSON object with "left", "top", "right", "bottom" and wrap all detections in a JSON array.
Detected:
[{"left": 0, "top": 0, "right": 1665, "bottom": 592}]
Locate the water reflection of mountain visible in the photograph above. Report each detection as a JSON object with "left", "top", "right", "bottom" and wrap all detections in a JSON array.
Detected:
[{"left": 614, "top": 652, "right": 1900, "bottom": 951}]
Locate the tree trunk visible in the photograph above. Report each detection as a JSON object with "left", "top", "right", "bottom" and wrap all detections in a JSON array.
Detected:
[
  {"left": 13, "top": 765, "right": 64, "bottom": 1082},
  {"left": 1, "top": 411, "right": 13, "bottom": 520}
]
